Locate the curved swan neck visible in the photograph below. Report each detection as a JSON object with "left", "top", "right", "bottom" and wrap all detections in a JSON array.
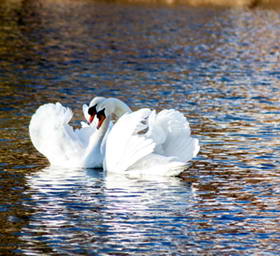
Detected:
[
  {"left": 90, "top": 117, "right": 109, "bottom": 148},
  {"left": 83, "top": 116, "right": 110, "bottom": 165},
  {"left": 106, "top": 98, "right": 132, "bottom": 120}
]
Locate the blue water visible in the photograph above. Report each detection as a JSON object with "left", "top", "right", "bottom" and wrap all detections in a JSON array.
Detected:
[{"left": 0, "top": 0, "right": 280, "bottom": 255}]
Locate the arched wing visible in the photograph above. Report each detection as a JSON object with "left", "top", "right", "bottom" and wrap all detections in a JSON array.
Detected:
[
  {"left": 148, "top": 109, "right": 200, "bottom": 162},
  {"left": 29, "top": 103, "right": 85, "bottom": 166},
  {"left": 104, "top": 108, "right": 155, "bottom": 173}
]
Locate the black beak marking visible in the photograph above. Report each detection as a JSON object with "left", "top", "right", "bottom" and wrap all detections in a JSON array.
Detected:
[
  {"left": 96, "top": 108, "right": 106, "bottom": 119},
  {"left": 88, "top": 104, "right": 97, "bottom": 116}
]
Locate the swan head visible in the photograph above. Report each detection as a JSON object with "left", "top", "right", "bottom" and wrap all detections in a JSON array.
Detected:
[
  {"left": 96, "top": 108, "right": 106, "bottom": 129},
  {"left": 86, "top": 96, "right": 106, "bottom": 124},
  {"left": 95, "top": 98, "right": 132, "bottom": 129}
]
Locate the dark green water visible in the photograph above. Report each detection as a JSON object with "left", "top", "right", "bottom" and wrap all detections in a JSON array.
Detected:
[{"left": 0, "top": 0, "right": 280, "bottom": 255}]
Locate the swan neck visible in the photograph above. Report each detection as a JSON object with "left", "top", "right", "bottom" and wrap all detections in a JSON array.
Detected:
[
  {"left": 83, "top": 116, "right": 110, "bottom": 165},
  {"left": 91, "top": 117, "right": 109, "bottom": 146},
  {"left": 108, "top": 98, "right": 132, "bottom": 120}
]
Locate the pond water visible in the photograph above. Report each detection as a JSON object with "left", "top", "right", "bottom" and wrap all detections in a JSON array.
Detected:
[{"left": 1, "top": 0, "right": 280, "bottom": 255}]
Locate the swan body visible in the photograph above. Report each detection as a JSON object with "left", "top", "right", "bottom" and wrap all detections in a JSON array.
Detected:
[
  {"left": 94, "top": 98, "right": 200, "bottom": 177},
  {"left": 29, "top": 97, "right": 109, "bottom": 168}
]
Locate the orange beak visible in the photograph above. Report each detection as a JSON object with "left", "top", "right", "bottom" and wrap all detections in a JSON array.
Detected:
[
  {"left": 89, "top": 114, "right": 95, "bottom": 124},
  {"left": 97, "top": 114, "right": 106, "bottom": 129}
]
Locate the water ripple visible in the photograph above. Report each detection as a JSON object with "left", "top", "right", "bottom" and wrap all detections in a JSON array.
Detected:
[{"left": 1, "top": 1, "right": 280, "bottom": 255}]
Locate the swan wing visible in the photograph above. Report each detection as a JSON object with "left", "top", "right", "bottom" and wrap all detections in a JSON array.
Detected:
[
  {"left": 128, "top": 153, "right": 187, "bottom": 177},
  {"left": 104, "top": 108, "right": 155, "bottom": 173},
  {"left": 148, "top": 109, "right": 200, "bottom": 162},
  {"left": 29, "top": 102, "right": 85, "bottom": 166}
]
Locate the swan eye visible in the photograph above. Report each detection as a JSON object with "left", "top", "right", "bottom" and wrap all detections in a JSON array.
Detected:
[{"left": 88, "top": 104, "right": 97, "bottom": 116}]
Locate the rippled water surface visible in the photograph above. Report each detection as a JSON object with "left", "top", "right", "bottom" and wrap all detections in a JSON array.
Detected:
[{"left": 1, "top": 0, "right": 280, "bottom": 255}]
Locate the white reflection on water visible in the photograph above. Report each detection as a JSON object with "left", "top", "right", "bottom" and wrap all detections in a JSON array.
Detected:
[{"left": 21, "top": 167, "right": 195, "bottom": 255}]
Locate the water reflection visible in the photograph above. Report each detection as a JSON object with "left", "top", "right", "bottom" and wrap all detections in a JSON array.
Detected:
[
  {"left": 22, "top": 162, "right": 280, "bottom": 255},
  {"left": 22, "top": 167, "right": 193, "bottom": 255}
]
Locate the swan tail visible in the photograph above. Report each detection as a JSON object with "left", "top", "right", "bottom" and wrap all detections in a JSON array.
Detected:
[
  {"left": 104, "top": 109, "right": 156, "bottom": 173},
  {"left": 29, "top": 103, "right": 83, "bottom": 166}
]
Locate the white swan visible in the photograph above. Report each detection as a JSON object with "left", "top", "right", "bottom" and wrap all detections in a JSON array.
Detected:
[
  {"left": 91, "top": 98, "right": 200, "bottom": 177},
  {"left": 29, "top": 97, "right": 109, "bottom": 168}
]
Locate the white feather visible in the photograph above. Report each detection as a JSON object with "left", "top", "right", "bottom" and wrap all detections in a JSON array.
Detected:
[
  {"left": 147, "top": 109, "right": 200, "bottom": 162},
  {"left": 99, "top": 98, "right": 200, "bottom": 176},
  {"left": 29, "top": 101, "right": 109, "bottom": 168},
  {"left": 104, "top": 109, "right": 155, "bottom": 173}
]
